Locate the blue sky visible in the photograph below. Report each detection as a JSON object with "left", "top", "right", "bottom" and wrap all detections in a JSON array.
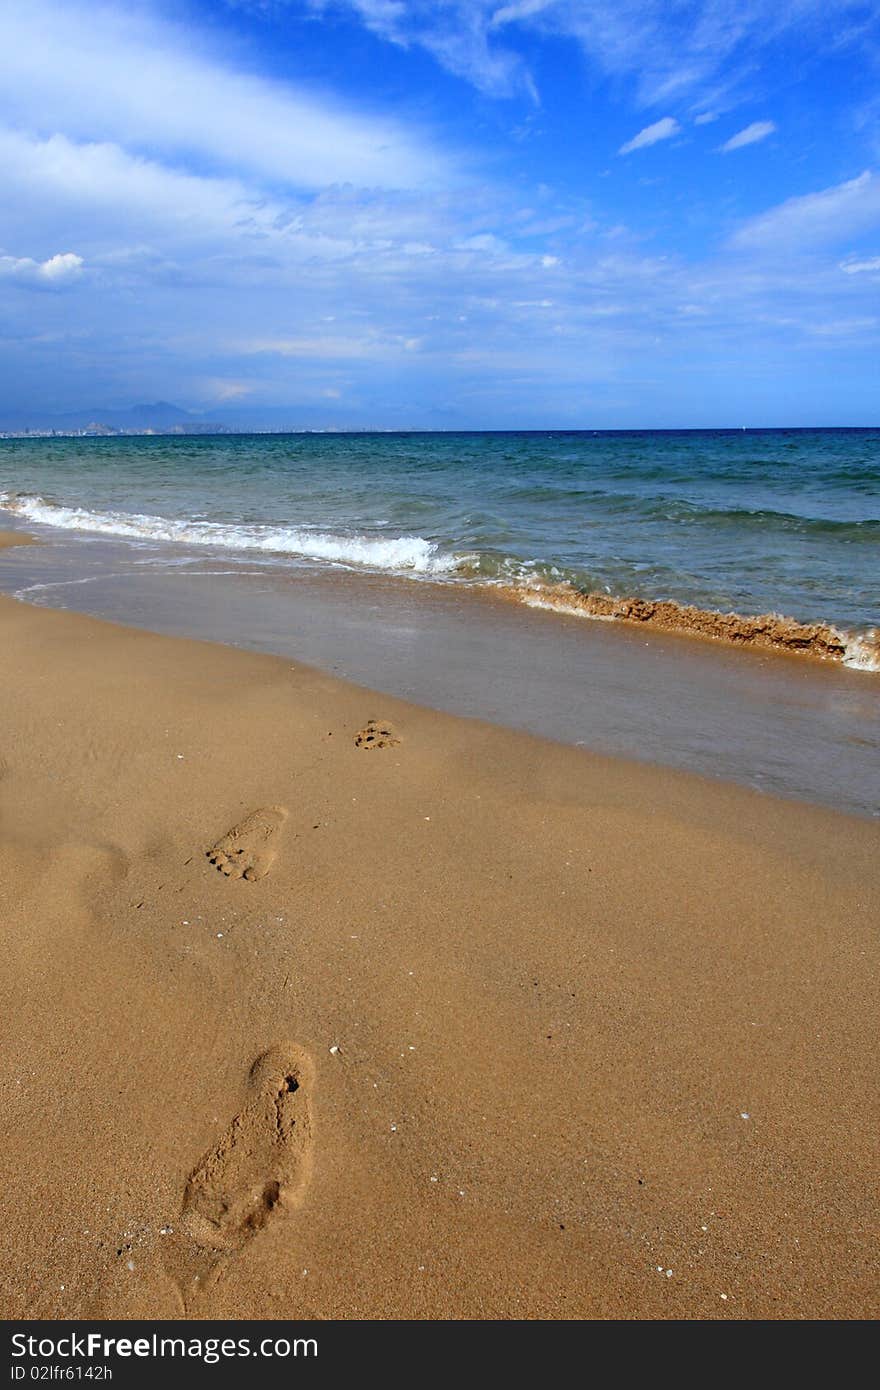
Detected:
[{"left": 1, "top": 0, "right": 879, "bottom": 427}]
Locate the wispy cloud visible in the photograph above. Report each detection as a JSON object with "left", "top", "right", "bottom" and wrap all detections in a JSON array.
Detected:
[
  {"left": 1, "top": 0, "right": 878, "bottom": 422},
  {"left": 720, "top": 120, "right": 776, "bottom": 151},
  {"left": 619, "top": 117, "right": 680, "bottom": 155},
  {"left": 307, "top": 0, "right": 535, "bottom": 98},
  {"left": 0, "top": 126, "right": 554, "bottom": 295},
  {"left": 0, "top": 0, "right": 454, "bottom": 190},
  {"left": 0, "top": 129, "right": 284, "bottom": 263},
  {"left": 205, "top": 379, "right": 256, "bottom": 402},
  {"left": 238, "top": 333, "right": 416, "bottom": 360},
  {"left": 730, "top": 171, "right": 880, "bottom": 253},
  {"left": 304, "top": 0, "right": 880, "bottom": 113}
]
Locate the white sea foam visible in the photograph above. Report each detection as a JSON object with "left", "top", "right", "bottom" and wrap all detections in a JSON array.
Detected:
[
  {"left": 842, "top": 633, "right": 880, "bottom": 672},
  {"left": 515, "top": 591, "right": 616, "bottom": 621},
  {"left": 0, "top": 493, "right": 456, "bottom": 575}
]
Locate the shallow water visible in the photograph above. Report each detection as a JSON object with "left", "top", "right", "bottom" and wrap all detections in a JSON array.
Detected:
[
  {"left": 1, "top": 525, "right": 877, "bottom": 819},
  {"left": 1, "top": 428, "right": 878, "bottom": 641}
]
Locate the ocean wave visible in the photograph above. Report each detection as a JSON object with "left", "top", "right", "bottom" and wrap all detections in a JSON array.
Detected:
[
  {"left": 0, "top": 492, "right": 456, "bottom": 575},
  {"left": 660, "top": 503, "right": 880, "bottom": 533},
  {"left": 495, "top": 485, "right": 879, "bottom": 532},
  {"left": 503, "top": 582, "right": 880, "bottom": 672},
  {"left": 3, "top": 488, "right": 877, "bottom": 672}
]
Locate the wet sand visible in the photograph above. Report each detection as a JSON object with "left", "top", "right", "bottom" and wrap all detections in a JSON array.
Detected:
[
  {"left": 0, "top": 530, "right": 38, "bottom": 549},
  {"left": 0, "top": 576, "right": 878, "bottom": 1320},
  {"left": 2, "top": 524, "right": 878, "bottom": 817}
]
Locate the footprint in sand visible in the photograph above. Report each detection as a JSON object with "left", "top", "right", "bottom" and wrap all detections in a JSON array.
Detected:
[
  {"left": 355, "top": 719, "right": 400, "bottom": 750},
  {"left": 182, "top": 1046, "right": 313, "bottom": 1255},
  {"left": 206, "top": 806, "right": 287, "bottom": 881}
]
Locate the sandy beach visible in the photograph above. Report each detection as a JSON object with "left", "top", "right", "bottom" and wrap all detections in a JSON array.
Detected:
[
  {"left": 0, "top": 534, "right": 877, "bottom": 1321},
  {"left": 3, "top": 0, "right": 880, "bottom": 1334}
]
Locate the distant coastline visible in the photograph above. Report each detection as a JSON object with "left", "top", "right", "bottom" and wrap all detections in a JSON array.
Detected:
[
  {"left": 3, "top": 423, "right": 880, "bottom": 439},
  {"left": 2, "top": 400, "right": 880, "bottom": 439}
]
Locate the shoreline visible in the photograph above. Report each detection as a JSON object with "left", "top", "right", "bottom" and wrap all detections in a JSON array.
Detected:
[
  {"left": 2, "top": 462, "right": 878, "bottom": 677},
  {"left": 1, "top": 522, "right": 877, "bottom": 819},
  {"left": 503, "top": 581, "right": 879, "bottom": 672},
  {"left": 0, "top": 592, "right": 878, "bottom": 1319}
]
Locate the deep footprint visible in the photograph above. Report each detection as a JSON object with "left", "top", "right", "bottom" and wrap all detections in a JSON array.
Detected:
[
  {"left": 182, "top": 1046, "right": 313, "bottom": 1254},
  {"left": 355, "top": 719, "right": 400, "bottom": 750},
  {"left": 206, "top": 806, "right": 287, "bottom": 881}
]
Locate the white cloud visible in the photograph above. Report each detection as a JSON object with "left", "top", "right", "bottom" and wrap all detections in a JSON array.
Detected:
[
  {"left": 720, "top": 120, "right": 776, "bottom": 152},
  {"left": 619, "top": 117, "right": 680, "bottom": 155},
  {"left": 0, "top": 249, "right": 83, "bottom": 286},
  {"left": 839, "top": 255, "right": 880, "bottom": 273},
  {"left": 0, "top": 0, "right": 453, "bottom": 191},
  {"left": 36, "top": 253, "right": 84, "bottom": 281},
  {"left": 730, "top": 171, "right": 880, "bottom": 253},
  {"left": 0, "top": 127, "right": 568, "bottom": 309},
  {"left": 0, "top": 128, "right": 289, "bottom": 263}
]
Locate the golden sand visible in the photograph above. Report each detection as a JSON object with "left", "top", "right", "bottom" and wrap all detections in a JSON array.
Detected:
[{"left": 0, "top": 587, "right": 877, "bottom": 1320}]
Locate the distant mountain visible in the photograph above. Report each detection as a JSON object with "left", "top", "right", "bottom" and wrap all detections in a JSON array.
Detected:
[
  {"left": 0, "top": 400, "right": 422, "bottom": 435},
  {"left": 0, "top": 402, "right": 226, "bottom": 434},
  {"left": 101, "top": 401, "right": 192, "bottom": 427}
]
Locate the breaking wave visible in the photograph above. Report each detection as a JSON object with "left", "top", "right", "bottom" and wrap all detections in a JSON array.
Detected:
[
  {"left": 2, "top": 489, "right": 876, "bottom": 673},
  {"left": 0, "top": 492, "right": 456, "bottom": 575}
]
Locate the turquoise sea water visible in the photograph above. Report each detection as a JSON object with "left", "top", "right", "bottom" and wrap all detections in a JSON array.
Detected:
[{"left": 1, "top": 428, "right": 877, "bottom": 638}]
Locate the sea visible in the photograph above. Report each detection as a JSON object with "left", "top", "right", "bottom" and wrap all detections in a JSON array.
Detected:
[
  {"left": 1, "top": 428, "right": 878, "bottom": 815},
  {"left": 1, "top": 428, "right": 878, "bottom": 634}
]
